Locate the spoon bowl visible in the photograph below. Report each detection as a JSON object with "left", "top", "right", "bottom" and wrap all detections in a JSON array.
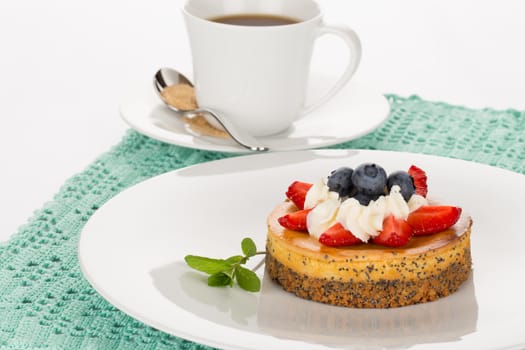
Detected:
[{"left": 154, "top": 68, "right": 268, "bottom": 152}]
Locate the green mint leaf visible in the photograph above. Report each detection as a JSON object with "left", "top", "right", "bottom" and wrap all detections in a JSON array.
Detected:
[
  {"left": 186, "top": 236, "right": 265, "bottom": 293},
  {"left": 235, "top": 266, "right": 261, "bottom": 292},
  {"left": 208, "top": 272, "right": 232, "bottom": 287},
  {"left": 225, "top": 255, "right": 245, "bottom": 265},
  {"left": 184, "top": 255, "right": 231, "bottom": 274},
  {"left": 241, "top": 238, "right": 257, "bottom": 257}
]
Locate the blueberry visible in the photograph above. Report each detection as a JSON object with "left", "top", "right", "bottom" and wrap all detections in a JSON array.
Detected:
[
  {"left": 387, "top": 171, "right": 415, "bottom": 201},
  {"left": 353, "top": 192, "right": 380, "bottom": 205},
  {"left": 351, "top": 163, "right": 387, "bottom": 196},
  {"left": 327, "top": 167, "right": 355, "bottom": 197}
]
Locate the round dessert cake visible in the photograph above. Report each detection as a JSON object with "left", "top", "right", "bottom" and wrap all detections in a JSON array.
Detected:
[{"left": 265, "top": 163, "right": 473, "bottom": 308}]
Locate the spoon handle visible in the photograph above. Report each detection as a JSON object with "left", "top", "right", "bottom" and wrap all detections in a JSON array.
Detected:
[{"left": 195, "top": 109, "right": 269, "bottom": 152}]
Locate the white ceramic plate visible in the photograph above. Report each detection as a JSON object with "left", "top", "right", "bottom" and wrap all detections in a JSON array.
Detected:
[
  {"left": 119, "top": 81, "right": 390, "bottom": 153},
  {"left": 78, "top": 150, "right": 525, "bottom": 350}
]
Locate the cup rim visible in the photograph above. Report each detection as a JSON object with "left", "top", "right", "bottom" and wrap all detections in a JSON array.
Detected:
[{"left": 182, "top": 0, "right": 323, "bottom": 29}]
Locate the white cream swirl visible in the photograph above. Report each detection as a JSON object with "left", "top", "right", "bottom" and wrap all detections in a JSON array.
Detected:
[
  {"left": 385, "top": 185, "right": 410, "bottom": 219},
  {"left": 306, "top": 198, "right": 340, "bottom": 239},
  {"left": 336, "top": 197, "right": 385, "bottom": 242},
  {"left": 305, "top": 185, "right": 428, "bottom": 243},
  {"left": 303, "top": 178, "right": 339, "bottom": 209},
  {"left": 408, "top": 194, "right": 427, "bottom": 212}
]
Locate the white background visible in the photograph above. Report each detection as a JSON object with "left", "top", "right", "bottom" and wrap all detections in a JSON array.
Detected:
[{"left": 1, "top": 0, "right": 525, "bottom": 241}]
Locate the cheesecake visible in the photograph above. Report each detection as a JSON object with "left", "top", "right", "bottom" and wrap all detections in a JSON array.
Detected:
[
  {"left": 266, "top": 201, "right": 472, "bottom": 308},
  {"left": 265, "top": 163, "right": 472, "bottom": 308}
]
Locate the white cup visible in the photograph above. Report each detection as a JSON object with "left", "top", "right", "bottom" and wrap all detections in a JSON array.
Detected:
[{"left": 183, "top": 0, "right": 361, "bottom": 137}]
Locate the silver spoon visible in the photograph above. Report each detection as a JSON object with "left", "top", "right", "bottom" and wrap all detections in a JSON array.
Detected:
[{"left": 153, "top": 68, "right": 269, "bottom": 152}]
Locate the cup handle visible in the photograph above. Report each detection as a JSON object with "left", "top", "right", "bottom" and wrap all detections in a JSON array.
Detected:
[{"left": 302, "top": 24, "right": 362, "bottom": 115}]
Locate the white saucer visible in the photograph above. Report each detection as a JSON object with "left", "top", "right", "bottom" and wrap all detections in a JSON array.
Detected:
[{"left": 119, "top": 81, "right": 390, "bottom": 153}]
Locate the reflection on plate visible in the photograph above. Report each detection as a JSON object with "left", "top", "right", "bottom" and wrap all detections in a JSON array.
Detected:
[
  {"left": 153, "top": 262, "right": 477, "bottom": 349},
  {"left": 79, "top": 150, "right": 525, "bottom": 350},
  {"left": 119, "top": 80, "right": 390, "bottom": 153}
]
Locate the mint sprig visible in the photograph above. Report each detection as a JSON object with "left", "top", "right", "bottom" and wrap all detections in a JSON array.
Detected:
[{"left": 184, "top": 237, "right": 265, "bottom": 292}]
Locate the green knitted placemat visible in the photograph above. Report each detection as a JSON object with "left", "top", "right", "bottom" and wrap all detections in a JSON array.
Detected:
[{"left": 1, "top": 95, "right": 524, "bottom": 350}]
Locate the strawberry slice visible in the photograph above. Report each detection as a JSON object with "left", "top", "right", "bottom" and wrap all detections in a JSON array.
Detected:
[
  {"left": 408, "top": 165, "right": 428, "bottom": 197},
  {"left": 285, "top": 181, "right": 313, "bottom": 210},
  {"left": 319, "top": 223, "right": 362, "bottom": 247},
  {"left": 407, "top": 205, "right": 462, "bottom": 236},
  {"left": 372, "top": 215, "right": 413, "bottom": 247},
  {"left": 278, "top": 208, "right": 312, "bottom": 232}
]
